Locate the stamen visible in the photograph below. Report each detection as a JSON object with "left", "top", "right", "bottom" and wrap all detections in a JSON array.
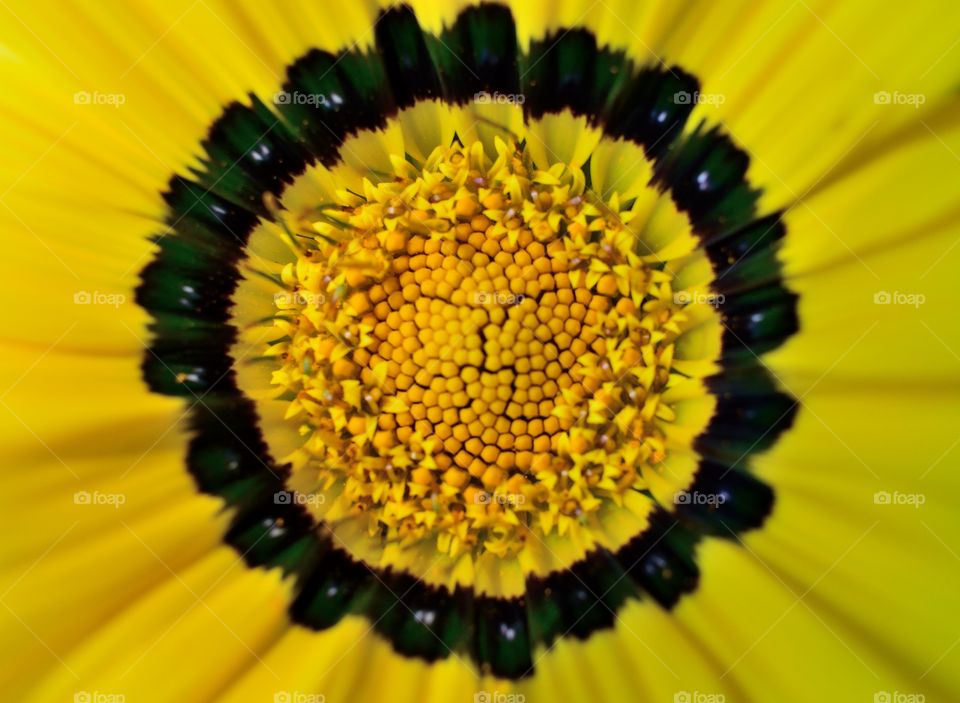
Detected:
[{"left": 270, "top": 139, "right": 688, "bottom": 557}]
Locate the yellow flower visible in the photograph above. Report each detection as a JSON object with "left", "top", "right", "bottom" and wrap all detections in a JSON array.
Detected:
[{"left": 2, "top": 1, "right": 959, "bottom": 702}]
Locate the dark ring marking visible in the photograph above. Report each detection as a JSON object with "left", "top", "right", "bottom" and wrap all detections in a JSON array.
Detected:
[{"left": 136, "top": 3, "right": 798, "bottom": 679}]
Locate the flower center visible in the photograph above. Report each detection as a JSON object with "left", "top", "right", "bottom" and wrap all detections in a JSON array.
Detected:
[{"left": 270, "top": 139, "right": 687, "bottom": 557}]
